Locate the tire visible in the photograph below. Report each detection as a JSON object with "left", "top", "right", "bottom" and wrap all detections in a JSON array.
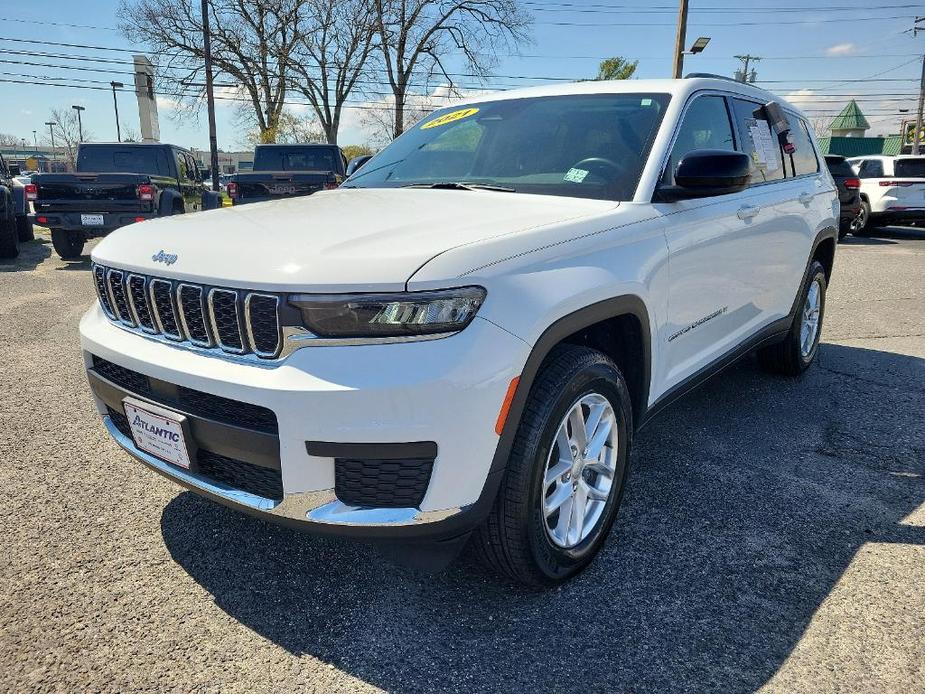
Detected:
[
  {"left": 851, "top": 200, "right": 871, "bottom": 236},
  {"left": 0, "top": 208, "right": 19, "bottom": 259},
  {"left": 50, "top": 228, "right": 85, "bottom": 260},
  {"left": 16, "top": 216, "right": 34, "bottom": 242},
  {"left": 758, "top": 260, "right": 827, "bottom": 376},
  {"left": 473, "top": 345, "right": 633, "bottom": 588}
]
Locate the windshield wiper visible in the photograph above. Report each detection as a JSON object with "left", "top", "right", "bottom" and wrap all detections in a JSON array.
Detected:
[{"left": 402, "top": 181, "right": 515, "bottom": 193}]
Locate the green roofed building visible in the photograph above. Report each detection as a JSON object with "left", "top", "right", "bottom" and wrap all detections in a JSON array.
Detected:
[
  {"left": 829, "top": 100, "right": 870, "bottom": 138},
  {"left": 814, "top": 100, "right": 907, "bottom": 157}
]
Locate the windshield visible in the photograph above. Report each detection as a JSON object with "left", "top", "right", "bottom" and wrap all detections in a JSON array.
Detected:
[
  {"left": 253, "top": 147, "right": 337, "bottom": 172},
  {"left": 894, "top": 157, "right": 925, "bottom": 178},
  {"left": 76, "top": 146, "right": 170, "bottom": 175},
  {"left": 346, "top": 93, "right": 670, "bottom": 201}
]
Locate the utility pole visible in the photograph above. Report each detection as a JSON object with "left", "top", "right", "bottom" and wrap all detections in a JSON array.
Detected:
[
  {"left": 202, "top": 0, "right": 220, "bottom": 191},
  {"left": 734, "top": 54, "right": 761, "bottom": 83},
  {"left": 110, "top": 81, "right": 124, "bottom": 142},
  {"left": 71, "top": 105, "right": 86, "bottom": 142},
  {"left": 913, "top": 17, "right": 925, "bottom": 155},
  {"left": 672, "top": 0, "right": 690, "bottom": 79}
]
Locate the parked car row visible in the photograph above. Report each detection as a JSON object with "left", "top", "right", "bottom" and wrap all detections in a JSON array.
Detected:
[
  {"left": 823, "top": 153, "right": 925, "bottom": 239},
  {"left": 10, "top": 141, "right": 373, "bottom": 260}
]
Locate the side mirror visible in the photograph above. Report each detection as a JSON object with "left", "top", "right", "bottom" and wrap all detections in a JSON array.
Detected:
[
  {"left": 8, "top": 164, "right": 21, "bottom": 177},
  {"left": 656, "top": 149, "right": 751, "bottom": 201},
  {"left": 346, "top": 154, "right": 373, "bottom": 177}
]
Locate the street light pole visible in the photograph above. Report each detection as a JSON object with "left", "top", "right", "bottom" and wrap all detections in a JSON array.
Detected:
[
  {"left": 202, "top": 0, "right": 220, "bottom": 191},
  {"left": 672, "top": 0, "right": 690, "bottom": 79},
  {"left": 45, "top": 121, "right": 57, "bottom": 170},
  {"left": 110, "top": 82, "right": 124, "bottom": 142},
  {"left": 72, "top": 105, "right": 86, "bottom": 142}
]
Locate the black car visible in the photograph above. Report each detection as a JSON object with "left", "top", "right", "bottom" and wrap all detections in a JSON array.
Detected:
[
  {"left": 31, "top": 143, "right": 221, "bottom": 259},
  {"left": 824, "top": 155, "right": 862, "bottom": 239},
  {"left": 0, "top": 153, "right": 36, "bottom": 259}
]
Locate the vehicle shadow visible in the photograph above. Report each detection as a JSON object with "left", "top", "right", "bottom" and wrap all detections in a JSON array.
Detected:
[
  {"left": 0, "top": 240, "right": 51, "bottom": 272},
  {"left": 159, "top": 343, "right": 924, "bottom": 693},
  {"left": 844, "top": 225, "right": 925, "bottom": 245},
  {"left": 55, "top": 256, "right": 92, "bottom": 271}
]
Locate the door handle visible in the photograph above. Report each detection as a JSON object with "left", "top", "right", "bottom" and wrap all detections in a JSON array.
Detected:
[
  {"left": 799, "top": 192, "right": 814, "bottom": 205},
  {"left": 737, "top": 205, "right": 761, "bottom": 220}
]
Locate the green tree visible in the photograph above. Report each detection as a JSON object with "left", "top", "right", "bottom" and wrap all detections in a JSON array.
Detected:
[{"left": 595, "top": 57, "right": 638, "bottom": 81}]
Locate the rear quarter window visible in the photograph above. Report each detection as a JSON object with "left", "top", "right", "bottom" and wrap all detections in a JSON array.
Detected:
[
  {"left": 825, "top": 156, "right": 854, "bottom": 177},
  {"left": 785, "top": 117, "right": 819, "bottom": 176},
  {"left": 894, "top": 158, "right": 925, "bottom": 178}
]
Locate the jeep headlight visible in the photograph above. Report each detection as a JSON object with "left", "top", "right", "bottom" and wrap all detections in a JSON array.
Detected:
[{"left": 289, "top": 287, "right": 486, "bottom": 339}]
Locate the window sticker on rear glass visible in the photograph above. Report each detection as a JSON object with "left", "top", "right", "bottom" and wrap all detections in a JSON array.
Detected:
[
  {"left": 421, "top": 107, "right": 480, "bottom": 129},
  {"left": 746, "top": 118, "right": 780, "bottom": 172},
  {"left": 564, "top": 167, "right": 589, "bottom": 183}
]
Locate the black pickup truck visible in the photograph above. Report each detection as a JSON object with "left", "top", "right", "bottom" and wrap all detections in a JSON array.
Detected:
[
  {"left": 227, "top": 144, "right": 345, "bottom": 205},
  {"left": 31, "top": 142, "right": 220, "bottom": 259}
]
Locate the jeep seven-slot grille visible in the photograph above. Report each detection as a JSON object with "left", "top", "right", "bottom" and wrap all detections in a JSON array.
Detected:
[{"left": 92, "top": 264, "right": 283, "bottom": 358}]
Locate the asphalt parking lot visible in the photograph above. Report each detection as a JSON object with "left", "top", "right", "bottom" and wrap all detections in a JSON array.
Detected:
[{"left": 1, "top": 228, "right": 923, "bottom": 693}]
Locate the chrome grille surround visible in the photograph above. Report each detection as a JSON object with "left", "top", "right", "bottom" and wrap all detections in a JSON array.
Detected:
[{"left": 92, "top": 263, "right": 283, "bottom": 360}]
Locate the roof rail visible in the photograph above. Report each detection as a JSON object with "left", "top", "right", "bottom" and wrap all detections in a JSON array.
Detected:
[{"left": 684, "top": 72, "right": 742, "bottom": 83}]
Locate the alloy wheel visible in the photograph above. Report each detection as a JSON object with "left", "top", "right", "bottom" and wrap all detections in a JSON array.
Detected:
[
  {"left": 541, "top": 393, "right": 618, "bottom": 549},
  {"left": 800, "top": 278, "right": 822, "bottom": 357}
]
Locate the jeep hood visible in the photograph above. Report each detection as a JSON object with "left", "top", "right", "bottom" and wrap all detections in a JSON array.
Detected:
[{"left": 90, "top": 188, "right": 616, "bottom": 291}]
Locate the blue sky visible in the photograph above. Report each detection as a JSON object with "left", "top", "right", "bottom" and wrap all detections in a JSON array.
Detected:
[{"left": 1, "top": 0, "right": 922, "bottom": 150}]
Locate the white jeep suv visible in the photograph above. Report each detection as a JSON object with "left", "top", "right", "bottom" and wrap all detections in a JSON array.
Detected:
[
  {"left": 848, "top": 154, "right": 925, "bottom": 232},
  {"left": 81, "top": 78, "right": 838, "bottom": 587}
]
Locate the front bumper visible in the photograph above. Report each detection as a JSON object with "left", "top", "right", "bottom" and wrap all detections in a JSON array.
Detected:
[{"left": 80, "top": 304, "right": 529, "bottom": 540}]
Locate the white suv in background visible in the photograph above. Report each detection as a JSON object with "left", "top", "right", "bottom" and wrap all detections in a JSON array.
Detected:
[
  {"left": 848, "top": 154, "right": 925, "bottom": 233},
  {"left": 81, "top": 77, "right": 838, "bottom": 587}
]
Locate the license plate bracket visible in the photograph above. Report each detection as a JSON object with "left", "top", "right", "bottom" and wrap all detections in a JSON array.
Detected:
[
  {"left": 81, "top": 214, "right": 105, "bottom": 226},
  {"left": 123, "top": 397, "right": 198, "bottom": 470}
]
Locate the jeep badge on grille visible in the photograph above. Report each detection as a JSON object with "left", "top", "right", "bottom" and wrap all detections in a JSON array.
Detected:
[{"left": 152, "top": 250, "right": 178, "bottom": 266}]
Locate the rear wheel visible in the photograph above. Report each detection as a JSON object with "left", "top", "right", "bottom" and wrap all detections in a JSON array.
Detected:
[
  {"left": 16, "top": 216, "right": 34, "bottom": 242},
  {"left": 758, "top": 260, "right": 826, "bottom": 376},
  {"left": 0, "top": 208, "right": 20, "bottom": 259},
  {"left": 50, "top": 229, "right": 85, "bottom": 260},
  {"left": 851, "top": 200, "right": 871, "bottom": 236},
  {"left": 473, "top": 345, "right": 633, "bottom": 588}
]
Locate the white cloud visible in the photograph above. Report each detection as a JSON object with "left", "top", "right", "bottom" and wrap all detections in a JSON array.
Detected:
[{"left": 825, "top": 43, "right": 857, "bottom": 56}]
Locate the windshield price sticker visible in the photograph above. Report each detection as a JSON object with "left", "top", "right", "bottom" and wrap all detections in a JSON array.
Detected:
[{"left": 421, "top": 107, "right": 480, "bottom": 129}]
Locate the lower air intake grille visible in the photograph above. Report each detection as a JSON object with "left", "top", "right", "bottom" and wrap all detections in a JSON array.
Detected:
[
  {"left": 335, "top": 458, "right": 434, "bottom": 508},
  {"left": 92, "top": 356, "right": 278, "bottom": 435}
]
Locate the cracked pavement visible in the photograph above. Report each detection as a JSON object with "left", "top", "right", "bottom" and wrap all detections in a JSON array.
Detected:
[{"left": 1, "top": 227, "right": 923, "bottom": 693}]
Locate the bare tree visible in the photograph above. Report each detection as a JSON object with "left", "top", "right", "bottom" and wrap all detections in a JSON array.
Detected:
[
  {"left": 120, "top": 123, "right": 142, "bottom": 142},
  {"left": 287, "top": 0, "right": 378, "bottom": 144},
  {"left": 811, "top": 115, "right": 834, "bottom": 139},
  {"left": 119, "top": 0, "right": 305, "bottom": 143},
  {"left": 46, "top": 108, "right": 92, "bottom": 170},
  {"left": 373, "top": 0, "right": 530, "bottom": 138},
  {"left": 0, "top": 133, "right": 22, "bottom": 147},
  {"left": 237, "top": 109, "right": 326, "bottom": 146}
]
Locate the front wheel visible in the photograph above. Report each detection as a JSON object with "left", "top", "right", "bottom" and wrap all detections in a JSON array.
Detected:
[
  {"left": 758, "top": 260, "right": 827, "bottom": 376},
  {"left": 50, "top": 229, "right": 85, "bottom": 260},
  {"left": 473, "top": 345, "right": 633, "bottom": 588},
  {"left": 0, "top": 210, "right": 19, "bottom": 259}
]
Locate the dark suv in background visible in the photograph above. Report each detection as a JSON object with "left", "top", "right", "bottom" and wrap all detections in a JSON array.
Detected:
[
  {"left": 31, "top": 143, "right": 220, "bottom": 259},
  {"left": 824, "top": 154, "right": 862, "bottom": 239}
]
